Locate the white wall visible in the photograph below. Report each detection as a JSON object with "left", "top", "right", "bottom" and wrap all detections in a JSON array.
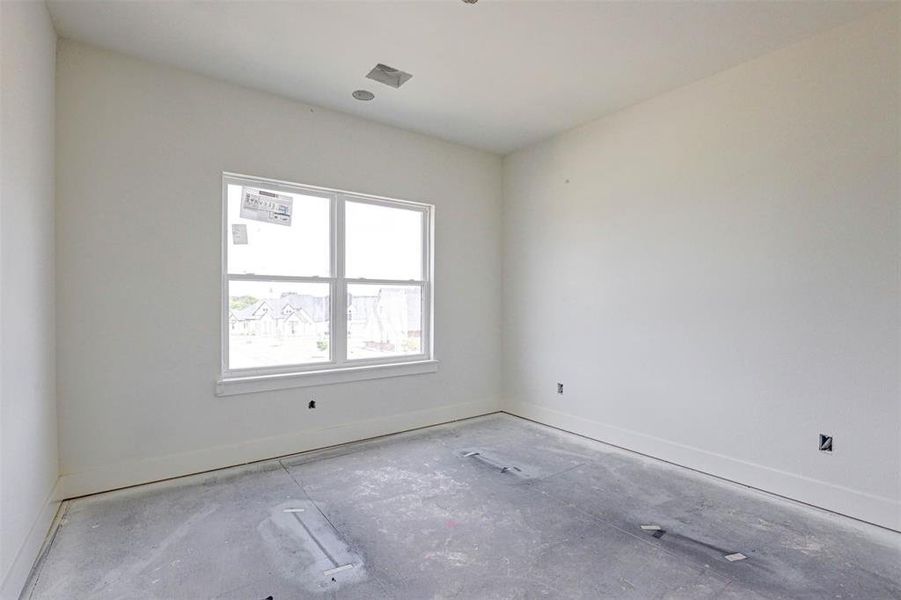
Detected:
[
  {"left": 0, "top": 1, "right": 60, "bottom": 597},
  {"left": 55, "top": 41, "right": 502, "bottom": 498},
  {"left": 502, "top": 8, "right": 900, "bottom": 530}
]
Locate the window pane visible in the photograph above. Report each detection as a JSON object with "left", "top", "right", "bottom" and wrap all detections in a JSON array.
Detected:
[
  {"left": 345, "top": 201, "right": 423, "bottom": 280},
  {"left": 228, "top": 281, "right": 330, "bottom": 369},
  {"left": 227, "top": 183, "right": 330, "bottom": 277},
  {"left": 347, "top": 284, "right": 422, "bottom": 360}
]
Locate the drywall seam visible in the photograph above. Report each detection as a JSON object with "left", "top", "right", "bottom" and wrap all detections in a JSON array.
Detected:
[
  {"left": 506, "top": 401, "right": 901, "bottom": 532},
  {"left": 60, "top": 400, "right": 498, "bottom": 499}
]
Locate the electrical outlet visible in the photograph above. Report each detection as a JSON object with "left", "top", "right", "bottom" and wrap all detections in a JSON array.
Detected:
[
  {"left": 819, "top": 434, "right": 832, "bottom": 452},
  {"left": 557, "top": 383, "right": 564, "bottom": 395}
]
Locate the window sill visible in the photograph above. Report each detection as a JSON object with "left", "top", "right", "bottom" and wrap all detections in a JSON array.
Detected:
[{"left": 216, "top": 360, "right": 439, "bottom": 396}]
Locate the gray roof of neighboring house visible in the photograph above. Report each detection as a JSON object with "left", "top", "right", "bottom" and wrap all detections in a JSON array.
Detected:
[
  {"left": 229, "top": 302, "right": 263, "bottom": 321},
  {"left": 231, "top": 290, "right": 421, "bottom": 330},
  {"left": 279, "top": 294, "right": 329, "bottom": 322},
  {"left": 230, "top": 294, "right": 324, "bottom": 323}
]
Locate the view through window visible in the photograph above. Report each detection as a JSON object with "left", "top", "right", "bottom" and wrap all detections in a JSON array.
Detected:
[{"left": 223, "top": 174, "right": 431, "bottom": 376}]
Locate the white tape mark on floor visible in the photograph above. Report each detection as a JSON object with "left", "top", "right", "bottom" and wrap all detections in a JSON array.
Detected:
[{"left": 324, "top": 564, "right": 355, "bottom": 576}]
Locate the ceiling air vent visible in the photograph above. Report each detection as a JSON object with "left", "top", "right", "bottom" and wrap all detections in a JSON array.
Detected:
[{"left": 366, "top": 63, "right": 413, "bottom": 89}]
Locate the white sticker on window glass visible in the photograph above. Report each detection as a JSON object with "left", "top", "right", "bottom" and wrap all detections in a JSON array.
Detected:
[
  {"left": 241, "top": 187, "right": 293, "bottom": 226},
  {"left": 232, "top": 224, "right": 248, "bottom": 245}
]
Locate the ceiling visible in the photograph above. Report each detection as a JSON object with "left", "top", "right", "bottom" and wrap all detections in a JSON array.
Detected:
[{"left": 47, "top": 0, "right": 887, "bottom": 154}]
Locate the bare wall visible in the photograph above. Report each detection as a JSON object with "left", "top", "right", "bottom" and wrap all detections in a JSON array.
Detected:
[
  {"left": 55, "top": 41, "right": 502, "bottom": 497},
  {"left": 502, "top": 9, "right": 900, "bottom": 530},
  {"left": 0, "top": 1, "right": 59, "bottom": 597}
]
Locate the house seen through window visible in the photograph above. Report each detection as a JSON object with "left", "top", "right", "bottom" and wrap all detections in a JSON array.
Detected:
[{"left": 223, "top": 174, "right": 432, "bottom": 377}]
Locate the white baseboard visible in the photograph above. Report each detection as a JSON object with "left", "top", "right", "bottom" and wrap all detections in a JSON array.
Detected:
[
  {"left": 506, "top": 401, "right": 901, "bottom": 532},
  {"left": 0, "top": 479, "right": 62, "bottom": 600},
  {"left": 60, "top": 400, "right": 499, "bottom": 499}
]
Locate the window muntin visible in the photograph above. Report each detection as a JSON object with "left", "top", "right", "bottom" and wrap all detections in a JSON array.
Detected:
[{"left": 223, "top": 174, "right": 431, "bottom": 378}]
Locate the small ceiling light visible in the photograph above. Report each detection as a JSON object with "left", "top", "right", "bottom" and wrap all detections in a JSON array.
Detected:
[
  {"left": 462, "top": 0, "right": 478, "bottom": 3},
  {"left": 352, "top": 89, "right": 375, "bottom": 101}
]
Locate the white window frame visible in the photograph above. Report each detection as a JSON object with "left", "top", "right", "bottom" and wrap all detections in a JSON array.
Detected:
[{"left": 217, "top": 173, "right": 436, "bottom": 396}]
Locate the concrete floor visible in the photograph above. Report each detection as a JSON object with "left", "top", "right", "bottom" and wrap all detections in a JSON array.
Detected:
[{"left": 24, "top": 414, "right": 901, "bottom": 599}]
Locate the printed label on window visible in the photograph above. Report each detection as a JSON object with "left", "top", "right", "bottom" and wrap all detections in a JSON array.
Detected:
[
  {"left": 231, "top": 224, "right": 248, "bottom": 245},
  {"left": 241, "top": 187, "right": 293, "bottom": 226}
]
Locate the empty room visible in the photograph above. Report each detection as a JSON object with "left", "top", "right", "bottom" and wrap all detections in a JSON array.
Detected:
[{"left": 1, "top": 0, "right": 899, "bottom": 598}]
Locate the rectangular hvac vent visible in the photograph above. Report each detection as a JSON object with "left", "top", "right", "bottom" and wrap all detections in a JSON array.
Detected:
[{"left": 366, "top": 63, "right": 413, "bottom": 89}]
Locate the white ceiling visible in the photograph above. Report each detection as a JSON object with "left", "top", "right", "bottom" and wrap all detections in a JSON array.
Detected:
[{"left": 47, "top": 0, "right": 886, "bottom": 154}]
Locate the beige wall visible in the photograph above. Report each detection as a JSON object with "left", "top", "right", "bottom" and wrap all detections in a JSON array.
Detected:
[{"left": 502, "top": 8, "right": 900, "bottom": 530}]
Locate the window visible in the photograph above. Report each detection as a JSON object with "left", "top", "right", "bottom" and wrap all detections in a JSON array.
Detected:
[{"left": 220, "top": 173, "right": 434, "bottom": 393}]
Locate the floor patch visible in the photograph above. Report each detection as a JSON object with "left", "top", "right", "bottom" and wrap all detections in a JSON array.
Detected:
[
  {"left": 458, "top": 448, "right": 536, "bottom": 479},
  {"left": 260, "top": 501, "right": 366, "bottom": 592},
  {"left": 323, "top": 564, "right": 355, "bottom": 577}
]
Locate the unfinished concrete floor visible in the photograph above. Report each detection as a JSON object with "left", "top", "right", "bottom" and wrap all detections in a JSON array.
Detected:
[{"left": 24, "top": 414, "right": 901, "bottom": 599}]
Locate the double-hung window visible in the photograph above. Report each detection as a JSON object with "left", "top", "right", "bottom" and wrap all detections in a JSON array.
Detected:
[{"left": 219, "top": 173, "right": 434, "bottom": 394}]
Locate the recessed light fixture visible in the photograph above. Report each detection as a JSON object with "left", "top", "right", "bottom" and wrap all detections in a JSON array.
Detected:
[
  {"left": 352, "top": 89, "right": 375, "bottom": 101},
  {"left": 462, "top": 0, "right": 478, "bottom": 3}
]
